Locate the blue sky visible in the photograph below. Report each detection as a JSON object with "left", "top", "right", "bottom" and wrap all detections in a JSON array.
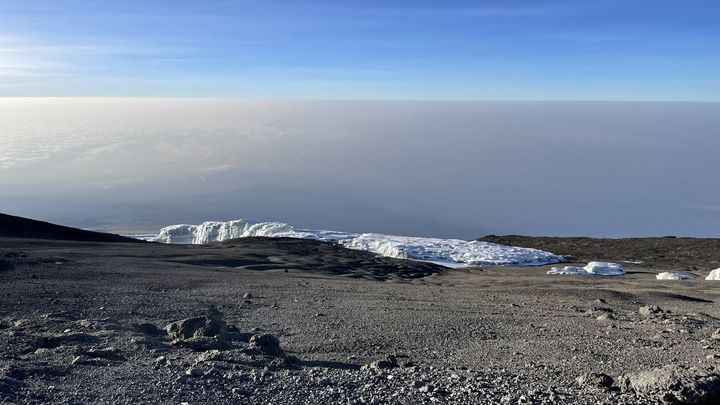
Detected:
[{"left": 0, "top": 0, "right": 718, "bottom": 99}]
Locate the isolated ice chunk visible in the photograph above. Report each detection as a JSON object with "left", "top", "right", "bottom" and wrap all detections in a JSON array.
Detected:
[
  {"left": 547, "top": 261, "right": 624, "bottom": 276},
  {"left": 706, "top": 268, "right": 720, "bottom": 280},
  {"left": 656, "top": 272, "right": 696, "bottom": 280}
]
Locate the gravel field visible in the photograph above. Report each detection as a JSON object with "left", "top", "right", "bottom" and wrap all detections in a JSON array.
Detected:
[{"left": 2, "top": 219, "right": 720, "bottom": 404}]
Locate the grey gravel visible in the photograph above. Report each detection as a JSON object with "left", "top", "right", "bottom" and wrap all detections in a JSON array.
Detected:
[{"left": 1, "top": 236, "right": 720, "bottom": 404}]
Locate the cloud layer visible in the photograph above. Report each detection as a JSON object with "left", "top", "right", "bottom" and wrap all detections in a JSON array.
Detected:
[{"left": 1, "top": 99, "right": 719, "bottom": 237}]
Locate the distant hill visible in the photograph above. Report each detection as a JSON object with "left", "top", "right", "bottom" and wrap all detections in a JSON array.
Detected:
[
  {"left": 479, "top": 234, "right": 720, "bottom": 270},
  {"left": 0, "top": 213, "right": 141, "bottom": 243}
]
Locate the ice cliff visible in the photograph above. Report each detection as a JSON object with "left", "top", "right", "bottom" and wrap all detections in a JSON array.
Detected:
[{"left": 148, "top": 219, "right": 563, "bottom": 268}]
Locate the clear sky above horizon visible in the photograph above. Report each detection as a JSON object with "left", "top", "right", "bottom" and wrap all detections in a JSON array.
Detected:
[{"left": 1, "top": 0, "right": 718, "bottom": 100}]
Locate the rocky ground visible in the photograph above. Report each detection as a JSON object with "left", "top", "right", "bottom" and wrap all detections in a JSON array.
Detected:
[{"left": 1, "top": 232, "right": 720, "bottom": 404}]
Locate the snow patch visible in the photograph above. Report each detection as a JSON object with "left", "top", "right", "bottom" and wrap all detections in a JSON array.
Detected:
[
  {"left": 656, "top": 272, "right": 696, "bottom": 280},
  {"left": 547, "top": 261, "right": 625, "bottom": 276},
  {"left": 147, "top": 219, "right": 563, "bottom": 267}
]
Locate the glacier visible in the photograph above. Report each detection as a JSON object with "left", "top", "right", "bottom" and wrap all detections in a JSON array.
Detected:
[{"left": 146, "top": 219, "right": 563, "bottom": 267}]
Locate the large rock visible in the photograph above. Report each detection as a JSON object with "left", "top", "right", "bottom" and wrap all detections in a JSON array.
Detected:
[
  {"left": 617, "top": 365, "right": 720, "bottom": 404},
  {"left": 165, "top": 316, "right": 232, "bottom": 351},
  {"left": 248, "top": 334, "right": 285, "bottom": 357},
  {"left": 165, "top": 316, "right": 228, "bottom": 341},
  {"left": 639, "top": 305, "right": 664, "bottom": 318}
]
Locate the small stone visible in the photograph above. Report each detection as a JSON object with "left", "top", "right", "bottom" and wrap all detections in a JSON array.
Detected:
[
  {"left": 155, "top": 356, "right": 170, "bottom": 366},
  {"left": 362, "top": 355, "right": 399, "bottom": 370},
  {"left": 419, "top": 384, "right": 435, "bottom": 393},
  {"left": 186, "top": 367, "right": 204, "bottom": 377},
  {"left": 85, "top": 347, "right": 124, "bottom": 361}
]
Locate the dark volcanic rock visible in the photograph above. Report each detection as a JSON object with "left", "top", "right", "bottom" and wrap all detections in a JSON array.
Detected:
[
  {"left": 248, "top": 334, "right": 285, "bottom": 357},
  {"left": 165, "top": 316, "right": 233, "bottom": 352},
  {"left": 165, "top": 316, "right": 228, "bottom": 341},
  {"left": 617, "top": 365, "right": 720, "bottom": 404},
  {"left": 0, "top": 376, "right": 23, "bottom": 397},
  {"left": 0, "top": 259, "right": 13, "bottom": 272},
  {"left": 362, "top": 355, "right": 399, "bottom": 370}
]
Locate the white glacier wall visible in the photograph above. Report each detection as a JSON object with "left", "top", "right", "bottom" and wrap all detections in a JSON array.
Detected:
[
  {"left": 147, "top": 219, "right": 563, "bottom": 267},
  {"left": 155, "top": 220, "right": 305, "bottom": 244},
  {"left": 339, "top": 233, "right": 562, "bottom": 267}
]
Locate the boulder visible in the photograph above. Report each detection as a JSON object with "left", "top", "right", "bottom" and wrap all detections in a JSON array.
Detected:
[
  {"left": 617, "top": 365, "right": 720, "bottom": 404},
  {"left": 165, "top": 316, "right": 228, "bottom": 341},
  {"left": 165, "top": 316, "right": 232, "bottom": 352},
  {"left": 248, "top": 334, "right": 285, "bottom": 357},
  {"left": 639, "top": 305, "right": 664, "bottom": 318}
]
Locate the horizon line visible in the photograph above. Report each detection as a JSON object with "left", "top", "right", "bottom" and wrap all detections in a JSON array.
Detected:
[{"left": 1, "top": 96, "right": 718, "bottom": 103}]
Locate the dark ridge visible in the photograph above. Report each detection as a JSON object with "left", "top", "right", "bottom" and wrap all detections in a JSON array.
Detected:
[
  {"left": 479, "top": 235, "right": 720, "bottom": 270},
  {"left": 0, "top": 213, "right": 141, "bottom": 243}
]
